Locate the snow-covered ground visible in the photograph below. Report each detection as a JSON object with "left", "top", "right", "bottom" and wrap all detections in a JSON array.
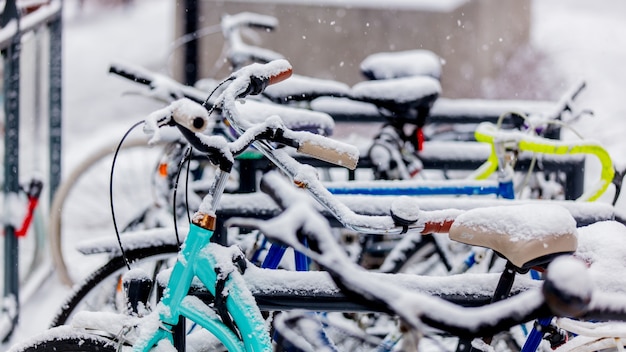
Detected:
[{"left": 2, "top": 0, "right": 626, "bottom": 349}]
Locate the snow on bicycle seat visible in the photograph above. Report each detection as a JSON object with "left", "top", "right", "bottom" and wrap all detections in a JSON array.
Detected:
[
  {"left": 237, "top": 99, "right": 336, "bottom": 136},
  {"left": 350, "top": 75, "right": 441, "bottom": 123},
  {"left": 449, "top": 204, "right": 578, "bottom": 271},
  {"left": 263, "top": 73, "right": 351, "bottom": 103},
  {"left": 360, "top": 49, "right": 442, "bottom": 80}
]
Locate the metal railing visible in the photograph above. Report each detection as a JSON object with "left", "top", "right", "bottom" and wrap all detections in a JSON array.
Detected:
[{"left": 0, "top": 0, "right": 62, "bottom": 342}]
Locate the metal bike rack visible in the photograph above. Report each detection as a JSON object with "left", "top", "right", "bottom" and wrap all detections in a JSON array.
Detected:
[
  {"left": 235, "top": 155, "right": 585, "bottom": 201},
  {"left": 0, "top": 0, "right": 62, "bottom": 341}
]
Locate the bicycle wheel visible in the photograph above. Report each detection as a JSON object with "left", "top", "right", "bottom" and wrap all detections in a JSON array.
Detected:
[
  {"left": 49, "top": 135, "right": 167, "bottom": 286},
  {"left": 9, "top": 330, "right": 116, "bottom": 352},
  {"left": 50, "top": 243, "right": 178, "bottom": 327}
]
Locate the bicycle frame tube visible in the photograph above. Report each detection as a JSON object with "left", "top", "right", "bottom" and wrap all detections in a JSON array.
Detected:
[
  {"left": 521, "top": 317, "right": 553, "bottom": 352},
  {"left": 135, "top": 223, "right": 271, "bottom": 352},
  {"left": 194, "top": 243, "right": 272, "bottom": 351},
  {"left": 325, "top": 181, "right": 506, "bottom": 197},
  {"left": 262, "top": 242, "right": 310, "bottom": 271}
]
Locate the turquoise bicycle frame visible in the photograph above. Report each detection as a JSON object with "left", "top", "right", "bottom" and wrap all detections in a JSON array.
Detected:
[{"left": 134, "top": 222, "right": 272, "bottom": 352}]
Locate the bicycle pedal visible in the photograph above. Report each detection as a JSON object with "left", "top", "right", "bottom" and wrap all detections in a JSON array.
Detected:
[{"left": 122, "top": 269, "right": 154, "bottom": 316}]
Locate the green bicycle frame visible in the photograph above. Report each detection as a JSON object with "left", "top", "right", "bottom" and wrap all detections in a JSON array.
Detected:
[{"left": 133, "top": 221, "right": 272, "bottom": 352}]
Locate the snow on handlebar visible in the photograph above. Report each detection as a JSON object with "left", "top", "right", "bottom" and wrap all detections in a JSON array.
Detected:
[
  {"left": 142, "top": 60, "right": 359, "bottom": 170},
  {"left": 223, "top": 59, "right": 293, "bottom": 100},
  {"left": 218, "top": 59, "right": 359, "bottom": 170},
  {"left": 143, "top": 98, "right": 211, "bottom": 145},
  {"left": 109, "top": 61, "right": 207, "bottom": 104}
]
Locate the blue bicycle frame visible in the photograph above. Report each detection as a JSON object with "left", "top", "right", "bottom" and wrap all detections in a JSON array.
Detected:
[
  {"left": 261, "top": 237, "right": 310, "bottom": 271},
  {"left": 325, "top": 178, "right": 515, "bottom": 199}
]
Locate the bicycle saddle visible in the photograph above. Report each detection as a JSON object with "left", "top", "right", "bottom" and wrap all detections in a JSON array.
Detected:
[
  {"left": 449, "top": 204, "right": 578, "bottom": 272},
  {"left": 350, "top": 75, "right": 441, "bottom": 123},
  {"left": 360, "top": 49, "right": 442, "bottom": 80}
]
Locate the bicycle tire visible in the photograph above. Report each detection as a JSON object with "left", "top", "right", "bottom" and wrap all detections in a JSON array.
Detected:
[
  {"left": 10, "top": 332, "right": 116, "bottom": 352},
  {"left": 49, "top": 135, "right": 166, "bottom": 287},
  {"left": 50, "top": 243, "right": 178, "bottom": 327}
]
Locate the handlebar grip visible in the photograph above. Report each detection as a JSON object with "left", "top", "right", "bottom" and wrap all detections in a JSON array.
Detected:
[
  {"left": 170, "top": 98, "right": 211, "bottom": 133},
  {"left": 297, "top": 140, "right": 359, "bottom": 170},
  {"left": 239, "top": 60, "right": 293, "bottom": 97},
  {"left": 543, "top": 256, "right": 592, "bottom": 317},
  {"left": 268, "top": 66, "right": 292, "bottom": 86},
  {"left": 109, "top": 63, "right": 152, "bottom": 86}
]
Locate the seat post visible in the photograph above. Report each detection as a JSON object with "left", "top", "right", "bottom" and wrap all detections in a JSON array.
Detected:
[
  {"left": 456, "top": 261, "right": 517, "bottom": 352},
  {"left": 491, "top": 261, "right": 517, "bottom": 303}
]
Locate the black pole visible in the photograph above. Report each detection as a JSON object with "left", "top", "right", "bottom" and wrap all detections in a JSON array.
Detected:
[
  {"left": 49, "top": 4, "right": 63, "bottom": 206},
  {"left": 183, "top": 0, "right": 199, "bottom": 86},
  {"left": 1, "top": 0, "right": 21, "bottom": 341}
]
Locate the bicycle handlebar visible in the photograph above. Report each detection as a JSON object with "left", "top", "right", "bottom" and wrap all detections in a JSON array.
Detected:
[
  {"left": 142, "top": 98, "right": 211, "bottom": 145},
  {"left": 109, "top": 63, "right": 151, "bottom": 86},
  {"left": 109, "top": 61, "right": 207, "bottom": 104},
  {"left": 297, "top": 139, "right": 358, "bottom": 170},
  {"left": 474, "top": 122, "right": 616, "bottom": 202},
  {"left": 547, "top": 80, "right": 587, "bottom": 123},
  {"left": 151, "top": 60, "right": 359, "bottom": 172},
  {"left": 217, "top": 60, "right": 359, "bottom": 170},
  {"left": 159, "top": 60, "right": 450, "bottom": 234}
]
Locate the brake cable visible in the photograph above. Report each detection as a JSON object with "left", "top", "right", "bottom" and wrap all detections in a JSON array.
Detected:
[
  {"left": 170, "top": 146, "right": 193, "bottom": 249},
  {"left": 109, "top": 121, "right": 144, "bottom": 270}
]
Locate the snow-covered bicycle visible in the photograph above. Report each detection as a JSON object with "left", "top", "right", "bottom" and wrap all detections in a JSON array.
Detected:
[{"left": 13, "top": 60, "right": 626, "bottom": 352}]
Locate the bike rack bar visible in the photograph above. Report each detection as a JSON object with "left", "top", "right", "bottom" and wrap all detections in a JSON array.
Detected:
[
  {"left": 235, "top": 155, "right": 586, "bottom": 200},
  {"left": 49, "top": 5, "right": 63, "bottom": 205},
  {"left": 153, "top": 267, "right": 538, "bottom": 312},
  {"left": 0, "top": 0, "right": 63, "bottom": 341},
  {"left": 321, "top": 98, "right": 558, "bottom": 126},
  {"left": 2, "top": 0, "right": 22, "bottom": 340}
]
